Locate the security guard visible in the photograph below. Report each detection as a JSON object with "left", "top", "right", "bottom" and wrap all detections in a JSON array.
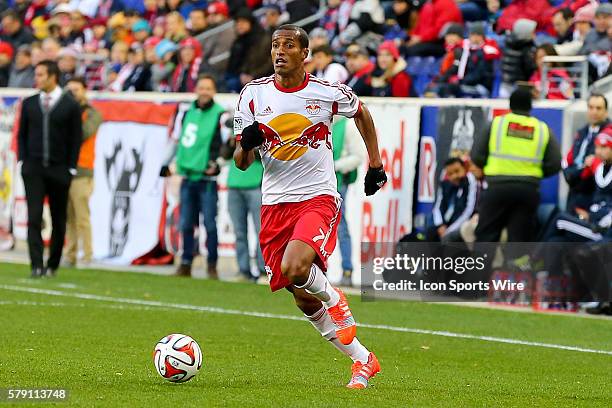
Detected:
[{"left": 471, "top": 88, "right": 562, "bottom": 242}]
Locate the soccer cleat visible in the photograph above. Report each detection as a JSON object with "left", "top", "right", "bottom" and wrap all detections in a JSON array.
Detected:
[
  {"left": 327, "top": 288, "right": 356, "bottom": 345},
  {"left": 346, "top": 352, "right": 380, "bottom": 389}
]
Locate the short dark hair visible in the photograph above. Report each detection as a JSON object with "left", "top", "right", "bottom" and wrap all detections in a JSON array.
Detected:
[
  {"left": 274, "top": 24, "right": 309, "bottom": 49},
  {"left": 510, "top": 88, "right": 533, "bottom": 113},
  {"left": 554, "top": 7, "right": 574, "bottom": 20},
  {"left": 36, "top": 60, "right": 61, "bottom": 83},
  {"left": 588, "top": 92, "right": 609, "bottom": 110},
  {"left": 444, "top": 157, "right": 464, "bottom": 168},
  {"left": 311, "top": 44, "right": 334, "bottom": 57},
  {"left": 197, "top": 73, "right": 217, "bottom": 88},
  {"left": 67, "top": 76, "right": 87, "bottom": 88}
]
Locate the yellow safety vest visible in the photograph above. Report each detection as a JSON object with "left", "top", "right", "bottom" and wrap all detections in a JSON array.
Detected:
[{"left": 483, "top": 113, "right": 549, "bottom": 178}]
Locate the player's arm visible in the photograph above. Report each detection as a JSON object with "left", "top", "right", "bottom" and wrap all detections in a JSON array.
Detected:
[
  {"left": 354, "top": 103, "right": 383, "bottom": 168},
  {"left": 233, "top": 140, "right": 255, "bottom": 170},
  {"left": 353, "top": 102, "right": 388, "bottom": 195}
]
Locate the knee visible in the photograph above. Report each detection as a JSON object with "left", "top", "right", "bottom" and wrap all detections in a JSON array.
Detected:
[{"left": 281, "top": 256, "right": 311, "bottom": 282}]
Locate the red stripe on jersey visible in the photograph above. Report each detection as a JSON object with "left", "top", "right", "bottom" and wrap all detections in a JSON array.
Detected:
[
  {"left": 332, "top": 101, "right": 338, "bottom": 115},
  {"left": 237, "top": 77, "right": 274, "bottom": 110},
  {"left": 249, "top": 99, "right": 254, "bottom": 115}
]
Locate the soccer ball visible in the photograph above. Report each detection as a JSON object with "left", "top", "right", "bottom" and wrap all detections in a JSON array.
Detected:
[{"left": 153, "top": 334, "right": 202, "bottom": 383}]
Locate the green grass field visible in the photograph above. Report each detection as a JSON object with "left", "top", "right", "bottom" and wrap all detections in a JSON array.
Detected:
[{"left": 0, "top": 262, "right": 610, "bottom": 407}]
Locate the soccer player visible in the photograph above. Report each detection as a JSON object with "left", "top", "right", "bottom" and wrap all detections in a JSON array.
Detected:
[{"left": 233, "top": 24, "right": 387, "bottom": 389}]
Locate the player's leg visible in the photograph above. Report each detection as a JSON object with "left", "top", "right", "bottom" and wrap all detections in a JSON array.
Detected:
[{"left": 290, "top": 285, "right": 380, "bottom": 388}]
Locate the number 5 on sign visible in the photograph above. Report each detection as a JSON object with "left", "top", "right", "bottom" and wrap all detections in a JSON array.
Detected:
[{"left": 181, "top": 123, "right": 198, "bottom": 148}]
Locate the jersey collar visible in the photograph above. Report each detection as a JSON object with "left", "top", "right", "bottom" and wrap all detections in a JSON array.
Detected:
[{"left": 274, "top": 73, "right": 309, "bottom": 93}]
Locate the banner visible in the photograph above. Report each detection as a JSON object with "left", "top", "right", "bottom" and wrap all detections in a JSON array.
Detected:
[
  {"left": 0, "top": 97, "right": 18, "bottom": 250},
  {"left": 328, "top": 104, "right": 420, "bottom": 283},
  {"left": 90, "top": 101, "right": 175, "bottom": 264}
]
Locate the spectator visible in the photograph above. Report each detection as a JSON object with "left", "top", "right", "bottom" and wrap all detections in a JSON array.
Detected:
[
  {"left": 165, "top": 11, "right": 189, "bottom": 43},
  {"left": 1, "top": 9, "right": 35, "bottom": 50},
  {"left": 486, "top": 0, "right": 502, "bottom": 31},
  {"left": 529, "top": 43, "right": 574, "bottom": 100},
  {"left": 152, "top": 16, "right": 167, "bottom": 39},
  {"left": 83, "top": 18, "right": 110, "bottom": 54},
  {"left": 496, "top": 0, "right": 550, "bottom": 34},
  {"left": 143, "top": 0, "right": 160, "bottom": 25},
  {"left": 8, "top": 45, "right": 34, "bottom": 88},
  {"left": 438, "top": 23, "right": 465, "bottom": 77},
  {"left": 428, "top": 23, "right": 496, "bottom": 98},
  {"left": 198, "top": 2, "right": 235, "bottom": 92},
  {"left": 311, "top": 45, "right": 349, "bottom": 84},
  {"left": 500, "top": 18, "right": 537, "bottom": 97},
  {"left": 309, "top": 27, "right": 330, "bottom": 49},
  {"left": 319, "top": 0, "right": 354, "bottom": 42},
  {"left": 188, "top": 9, "right": 208, "bottom": 36},
  {"left": 285, "top": 0, "right": 319, "bottom": 26},
  {"left": 226, "top": 8, "right": 273, "bottom": 92},
  {"left": 390, "top": 0, "right": 412, "bottom": 31},
  {"left": 68, "top": 10, "right": 88, "bottom": 48},
  {"left": 262, "top": 4, "right": 283, "bottom": 34},
  {"left": 579, "top": 3, "right": 611, "bottom": 55},
  {"left": 405, "top": 0, "right": 463, "bottom": 57},
  {"left": 170, "top": 37, "right": 202, "bottom": 92},
  {"left": 333, "top": 0, "right": 385, "bottom": 50},
  {"left": 332, "top": 118, "right": 365, "bottom": 287},
  {"left": 159, "top": 75, "right": 225, "bottom": 279},
  {"left": 30, "top": 42, "right": 44, "bottom": 66},
  {"left": 554, "top": 5, "right": 593, "bottom": 56},
  {"left": 64, "top": 76, "right": 102, "bottom": 267},
  {"left": 42, "top": 37, "right": 62, "bottom": 62},
  {"left": 106, "top": 41, "right": 132, "bottom": 91},
  {"left": 222, "top": 128, "right": 265, "bottom": 282},
  {"left": 144, "top": 35, "right": 161, "bottom": 65},
  {"left": 123, "top": 44, "right": 152, "bottom": 91},
  {"left": 24, "top": 0, "right": 50, "bottom": 27},
  {"left": 344, "top": 43, "right": 375, "bottom": 96},
  {"left": 563, "top": 93, "right": 610, "bottom": 215},
  {"left": 132, "top": 19, "right": 152, "bottom": 43},
  {"left": 428, "top": 157, "right": 479, "bottom": 242},
  {"left": 552, "top": 8, "right": 575, "bottom": 45},
  {"left": 0, "top": 41, "right": 12, "bottom": 86},
  {"left": 58, "top": 47, "right": 80, "bottom": 86},
  {"left": 371, "top": 40, "right": 411, "bottom": 97},
  {"left": 18, "top": 60, "right": 82, "bottom": 278},
  {"left": 152, "top": 39, "right": 177, "bottom": 91}
]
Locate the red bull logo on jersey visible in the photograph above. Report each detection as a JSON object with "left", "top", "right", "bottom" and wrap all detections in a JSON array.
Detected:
[
  {"left": 305, "top": 100, "right": 321, "bottom": 115},
  {"left": 260, "top": 113, "right": 332, "bottom": 161}
]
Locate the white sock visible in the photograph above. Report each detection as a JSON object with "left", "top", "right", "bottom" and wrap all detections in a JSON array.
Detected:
[
  {"left": 296, "top": 264, "right": 339, "bottom": 308},
  {"left": 306, "top": 307, "right": 370, "bottom": 364}
]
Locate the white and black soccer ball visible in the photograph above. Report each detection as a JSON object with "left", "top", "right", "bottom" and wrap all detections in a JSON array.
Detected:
[{"left": 153, "top": 334, "right": 202, "bottom": 383}]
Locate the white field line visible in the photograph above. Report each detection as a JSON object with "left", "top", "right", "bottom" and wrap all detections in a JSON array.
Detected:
[{"left": 1, "top": 284, "right": 611, "bottom": 356}]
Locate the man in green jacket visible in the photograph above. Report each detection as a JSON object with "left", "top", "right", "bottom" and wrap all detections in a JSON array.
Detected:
[{"left": 160, "top": 75, "right": 224, "bottom": 278}]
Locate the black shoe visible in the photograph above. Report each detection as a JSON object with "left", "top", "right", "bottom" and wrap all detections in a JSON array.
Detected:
[
  {"left": 30, "top": 267, "right": 44, "bottom": 279},
  {"left": 175, "top": 264, "right": 192, "bottom": 277},
  {"left": 586, "top": 302, "right": 612, "bottom": 316},
  {"left": 44, "top": 267, "right": 57, "bottom": 278}
]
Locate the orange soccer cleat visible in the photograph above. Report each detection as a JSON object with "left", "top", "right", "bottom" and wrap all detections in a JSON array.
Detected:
[
  {"left": 346, "top": 352, "right": 381, "bottom": 389},
  {"left": 326, "top": 288, "right": 356, "bottom": 345}
]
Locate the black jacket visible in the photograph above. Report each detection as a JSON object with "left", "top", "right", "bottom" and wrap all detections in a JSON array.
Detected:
[
  {"left": 432, "top": 172, "right": 479, "bottom": 234},
  {"left": 501, "top": 35, "right": 536, "bottom": 84},
  {"left": 18, "top": 91, "right": 82, "bottom": 169}
]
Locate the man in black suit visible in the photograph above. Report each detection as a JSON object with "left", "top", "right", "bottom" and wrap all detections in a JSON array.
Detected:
[{"left": 18, "top": 60, "right": 82, "bottom": 278}]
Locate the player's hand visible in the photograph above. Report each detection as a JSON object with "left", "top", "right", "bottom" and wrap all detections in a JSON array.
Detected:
[
  {"left": 159, "top": 165, "right": 171, "bottom": 177},
  {"left": 364, "top": 165, "right": 387, "bottom": 196},
  {"left": 584, "top": 155, "right": 595, "bottom": 168},
  {"left": 240, "top": 121, "right": 264, "bottom": 151}
]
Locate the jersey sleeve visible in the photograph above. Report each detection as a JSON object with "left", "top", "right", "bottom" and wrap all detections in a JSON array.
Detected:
[
  {"left": 233, "top": 85, "right": 255, "bottom": 138},
  {"left": 333, "top": 82, "right": 361, "bottom": 118}
]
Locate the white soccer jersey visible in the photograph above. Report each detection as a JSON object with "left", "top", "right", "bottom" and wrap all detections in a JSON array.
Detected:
[{"left": 234, "top": 73, "right": 361, "bottom": 205}]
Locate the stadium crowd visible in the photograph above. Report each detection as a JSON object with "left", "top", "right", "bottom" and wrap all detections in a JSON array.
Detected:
[{"left": 0, "top": 0, "right": 610, "bottom": 96}]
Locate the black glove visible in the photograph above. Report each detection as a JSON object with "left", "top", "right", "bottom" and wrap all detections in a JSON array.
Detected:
[
  {"left": 364, "top": 165, "right": 387, "bottom": 196},
  {"left": 240, "top": 121, "right": 264, "bottom": 151},
  {"left": 159, "top": 165, "right": 171, "bottom": 177}
]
